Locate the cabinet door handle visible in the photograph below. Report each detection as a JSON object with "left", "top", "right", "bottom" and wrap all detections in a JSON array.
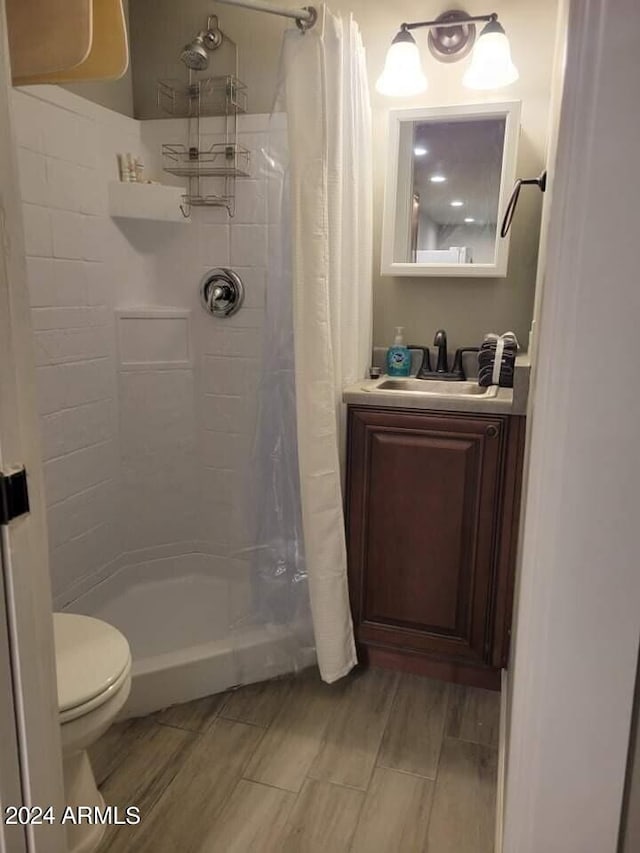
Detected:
[{"left": 486, "top": 425, "right": 499, "bottom": 438}]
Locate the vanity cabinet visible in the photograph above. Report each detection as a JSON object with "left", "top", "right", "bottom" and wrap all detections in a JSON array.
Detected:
[{"left": 346, "top": 406, "right": 525, "bottom": 690}]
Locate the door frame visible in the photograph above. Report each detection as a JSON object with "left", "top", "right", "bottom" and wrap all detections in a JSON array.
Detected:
[
  {"left": 503, "top": 0, "right": 640, "bottom": 851},
  {"left": 0, "top": 1, "right": 66, "bottom": 850},
  {"left": 0, "top": 536, "right": 27, "bottom": 853}
]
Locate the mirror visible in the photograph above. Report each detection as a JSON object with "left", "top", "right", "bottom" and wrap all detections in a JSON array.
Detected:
[{"left": 381, "top": 101, "right": 520, "bottom": 277}]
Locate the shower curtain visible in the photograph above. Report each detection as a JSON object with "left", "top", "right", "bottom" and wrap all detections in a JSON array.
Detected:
[
  {"left": 251, "top": 8, "right": 372, "bottom": 684},
  {"left": 284, "top": 10, "right": 372, "bottom": 682}
]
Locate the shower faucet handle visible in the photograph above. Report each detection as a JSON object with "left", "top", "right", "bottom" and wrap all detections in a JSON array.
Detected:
[{"left": 201, "top": 268, "right": 245, "bottom": 318}]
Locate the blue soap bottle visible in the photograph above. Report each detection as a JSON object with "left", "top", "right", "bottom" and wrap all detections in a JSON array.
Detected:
[{"left": 386, "top": 326, "right": 411, "bottom": 376}]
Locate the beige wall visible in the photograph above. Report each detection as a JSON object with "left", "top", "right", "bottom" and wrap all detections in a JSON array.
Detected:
[{"left": 129, "top": 0, "right": 559, "bottom": 349}]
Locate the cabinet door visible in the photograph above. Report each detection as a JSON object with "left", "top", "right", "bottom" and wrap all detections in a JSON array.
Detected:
[{"left": 347, "top": 407, "right": 505, "bottom": 664}]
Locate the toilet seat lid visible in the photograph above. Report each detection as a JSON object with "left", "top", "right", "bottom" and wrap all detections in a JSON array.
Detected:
[{"left": 54, "top": 613, "right": 131, "bottom": 713}]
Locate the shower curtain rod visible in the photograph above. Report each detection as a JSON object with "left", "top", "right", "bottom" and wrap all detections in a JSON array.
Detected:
[{"left": 216, "top": 0, "right": 317, "bottom": 29}]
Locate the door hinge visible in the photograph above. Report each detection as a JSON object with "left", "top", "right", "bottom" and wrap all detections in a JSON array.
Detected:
[{"left": 0, "top": 469, "right": 30, "bottom": 525}]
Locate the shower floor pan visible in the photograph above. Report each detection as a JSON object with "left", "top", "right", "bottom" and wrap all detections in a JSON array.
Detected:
[{"left": 69, "top": 554, "right": 311, "bottom": 717}]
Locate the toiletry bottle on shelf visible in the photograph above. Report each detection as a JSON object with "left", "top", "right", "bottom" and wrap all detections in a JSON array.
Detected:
[{"left": 386, "top": 326, "right": 411, "bottom": 376}]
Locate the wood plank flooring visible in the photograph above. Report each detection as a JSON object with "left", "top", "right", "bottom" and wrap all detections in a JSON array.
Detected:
[{"left": 93, "top": 668, "right": 500, "bottom": 853}]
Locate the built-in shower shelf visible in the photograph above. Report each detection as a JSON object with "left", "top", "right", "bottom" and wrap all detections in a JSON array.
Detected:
[
  {"left": 108, "top": 182, "right": 190, "bottom": 222},
  {"left": 157, "top": 76, "right": 248, "bottom": 117},
  {"left": 162, "top": 143, "right": 251, "bottom": 178}
]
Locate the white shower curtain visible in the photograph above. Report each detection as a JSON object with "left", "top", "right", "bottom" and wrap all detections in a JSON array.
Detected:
[{"left": 281, "top": 8, "right": 373, "bottom": 682}]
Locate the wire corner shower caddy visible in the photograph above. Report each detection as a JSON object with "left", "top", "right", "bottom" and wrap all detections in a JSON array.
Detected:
[
  {"left": 158, "top": 3, "right": 317, "bottom": 217},
  {"left": 158, "top": 12, "right": 250, "bottom": 218},
  {"left": 157, "top": 73, "right": 249, "bottom": 217}
]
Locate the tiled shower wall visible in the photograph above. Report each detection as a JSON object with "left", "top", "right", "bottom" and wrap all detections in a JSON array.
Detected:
[
  {"left": 11, "top": 86, "right": 145, "bottom": 603},
  {"left": 12, "top": 86, "right": 269, "bottom": 608},
  {"left": 138, "top": 115, "right": 268, "bottom": 564}
]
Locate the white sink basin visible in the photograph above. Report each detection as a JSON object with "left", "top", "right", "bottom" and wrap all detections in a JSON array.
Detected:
[{"left": 374, "top": 378, "right": 498, "bottom": 398}]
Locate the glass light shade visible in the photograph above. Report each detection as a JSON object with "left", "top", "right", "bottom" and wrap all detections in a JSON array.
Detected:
[
  {"left": 376, "top": 31, "right": 428, "bottom": 97},
  {"left": 463, "top": 21, "right": 519, "bottom": 90}
]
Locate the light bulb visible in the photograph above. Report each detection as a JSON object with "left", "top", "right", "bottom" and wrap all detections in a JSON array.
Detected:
[
  {"left": 376, "top": 29, "right": 428, "bottom": 97},
  {"left": 463, "top": 19, "right": 519, "bottom": 90},
  {"left": 450, "top": 200, "right": 464, "bottom": 207},
  {"left": 414, "top": 146, "right": 428, "bottom": 156},
  {"left": 429, "top": 175, "right": 446, "bottom": 183}
]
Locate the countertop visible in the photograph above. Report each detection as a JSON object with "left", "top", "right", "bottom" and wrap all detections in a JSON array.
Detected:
[{"left": 343, "top": 354, "right": 530, "bottom": 416}]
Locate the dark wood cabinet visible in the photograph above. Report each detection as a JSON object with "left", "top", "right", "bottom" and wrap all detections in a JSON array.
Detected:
[{"left": 346, "top": 406, "right": 525, "bottom": 690}]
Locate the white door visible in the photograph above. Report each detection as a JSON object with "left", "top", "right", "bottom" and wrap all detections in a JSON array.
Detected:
[
  {"left": 0, "top": 1, "right": 67, "bottom": 851},
  {"left": 504, "top": 0, "right": 640, "bottom": 850}
]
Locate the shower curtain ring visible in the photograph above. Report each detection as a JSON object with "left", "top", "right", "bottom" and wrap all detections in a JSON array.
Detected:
[{"left": 296, "top": 6, "right": 318, "bottom": 32}]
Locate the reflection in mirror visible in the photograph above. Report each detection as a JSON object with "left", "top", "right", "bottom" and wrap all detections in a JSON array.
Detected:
[
  {"left": 382, "top": 102, "right": 520, "bottom": 277},
  {"left": 399, "top": 117, "right": 505, "bottom": 265}
]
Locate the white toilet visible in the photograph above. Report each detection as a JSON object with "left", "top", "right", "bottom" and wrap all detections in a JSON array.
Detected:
[{"left": 54, "top": 613, "right": 132, "bottom": 853}]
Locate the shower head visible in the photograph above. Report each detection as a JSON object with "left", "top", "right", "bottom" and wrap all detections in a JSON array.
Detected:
[
  {"left": 180, "top": 33, "right": 210, "bottom": 70},
  {"left": 180, "top": 17, "right": 224, "bottom": 71}
]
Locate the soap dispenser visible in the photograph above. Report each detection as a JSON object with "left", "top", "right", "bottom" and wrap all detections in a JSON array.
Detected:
[{"left": 386, "top": 326, "right": 411, "bottom": 377}]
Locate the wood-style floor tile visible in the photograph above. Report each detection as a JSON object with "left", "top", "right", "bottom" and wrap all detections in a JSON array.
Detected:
[
  {"left": 92, "top": 718, "right": 195, "bottom": 805},
  {"left": 425, "top": 737, "right": 498, "bottom": 853},
  {"left": 89, "top": 718, "right": 142, "bottom": 787},
  {"left": 243, "top": 674, "right": 337, "bottom": 792},
  {"left": 278, "top": 778, "right": 364, "bottom": 852},
  {"left": 153, "top": 692, "right": 227, "bottom": 733},
  {"left": 220, "top": 677, "right": 293, "bottom": 728},
  {"left": 308, "top": 668, "right": 398, "bottom": 789},
  {"left": 351, "top": 767, "right": 434, "bottom": 853},
  {"left": 377, "top": 674, "right": 449, "bottom": 779},
  {"left": 446, "top": 684, "right": 500, "bottom": 747},
  {"left": 93, "top": 668, "right": 502, "bottom": 853},
  {"left": 95, "top": 721, "right": 198, "bottom": 853},
  {"left": 199, "top": 780, "right": 295, "bottom": 853},
  {"left": 118, "top": 718, "right": 265, "bottom": 853}
]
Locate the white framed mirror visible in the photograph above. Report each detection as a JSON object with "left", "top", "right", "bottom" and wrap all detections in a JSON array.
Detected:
[{"left": 381, "top": 101, "right": 521, "bottom": 278}]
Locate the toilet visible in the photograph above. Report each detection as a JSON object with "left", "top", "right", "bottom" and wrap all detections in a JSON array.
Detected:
[{"left": 54, "top": 613, "right": 132, "bottom": 853}]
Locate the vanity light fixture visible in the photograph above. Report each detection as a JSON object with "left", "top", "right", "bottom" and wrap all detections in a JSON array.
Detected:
[
  {"left": 429, "top": 174, "right": 447, "bottom": 183},
  {"left": 377, "top": 10, "right": 518, "bottom": 96},
  {"left": 375, "top": 28, "right": 428, "bottom": 96},
  {"left": 463, "top": 17, "right": 519, "bottom": 89}
]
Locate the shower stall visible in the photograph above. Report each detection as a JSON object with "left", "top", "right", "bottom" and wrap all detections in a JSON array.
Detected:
[
  {"left": 15, "top": 0, "right": 370, "bottom": 716},
  {"left": 75, "top": 101, "right": 317, "bottom": 715}
]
